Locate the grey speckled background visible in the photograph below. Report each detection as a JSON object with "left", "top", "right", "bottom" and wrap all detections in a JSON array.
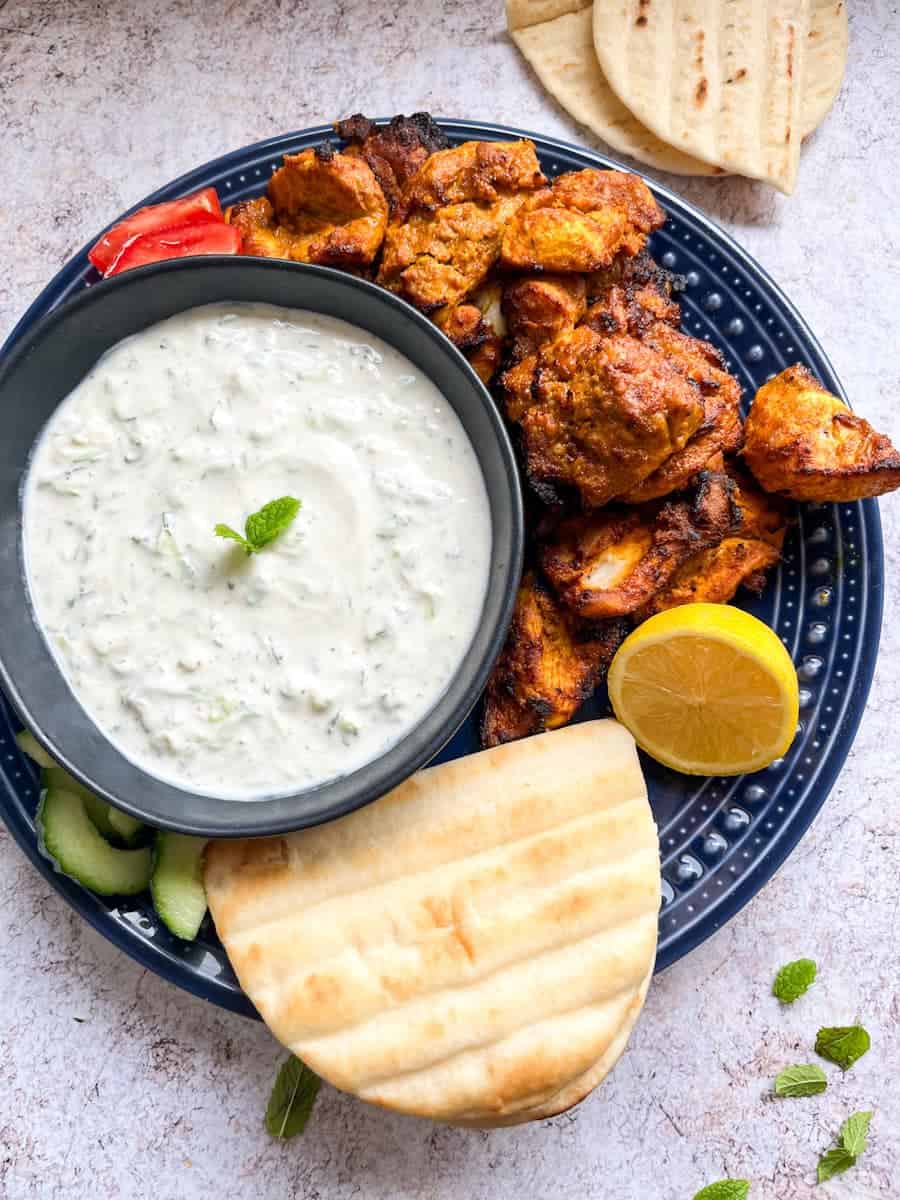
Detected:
[{"left": 1, "top": 2, "right": 898, "bottom": 1197}]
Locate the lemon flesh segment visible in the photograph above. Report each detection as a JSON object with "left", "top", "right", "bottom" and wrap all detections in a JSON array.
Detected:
[{"left": 608, "top": 604, "right": 799, "bottom": 776}]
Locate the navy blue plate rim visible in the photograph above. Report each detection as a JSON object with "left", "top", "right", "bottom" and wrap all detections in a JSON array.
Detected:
[{"left": 0, "top": 119, "right": 884, "bottom": 1017}]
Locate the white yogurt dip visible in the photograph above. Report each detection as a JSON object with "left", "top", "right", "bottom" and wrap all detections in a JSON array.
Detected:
[{"left": 23, "top": 303, "right": 492, "bottom": 799}]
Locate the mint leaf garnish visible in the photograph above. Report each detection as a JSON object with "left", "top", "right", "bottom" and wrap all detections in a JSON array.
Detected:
[
  {"left": 692, "top": 1182, "right": 750, "bottom": 1200},
  {"left": 772, "top": 958, "right": 817, "bottom": 1003},
  {"left": 265, "top": 1056, "right": 320, "bottom": 1139},
  {"left": 215, "top": 496, "right": 301, "bottom": 555},
  {"left": 816, "top": 1111, "right": 873, "bottom": 1183},
  {"left": 817, "top": 1148, "right": 856, "bottom": 1183},
  {"left": 815, "top": 1025, "right": 871, "bottom": 1071},
  {"left": 839, "top": 1110, "right": 873, "bottom": 1158},
  {"left": 774, "top": 1064, "right": 827, "bottom": 1098}
]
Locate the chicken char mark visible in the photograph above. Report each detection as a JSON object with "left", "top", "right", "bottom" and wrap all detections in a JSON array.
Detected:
[
  {"left": 539, "top": 469, "right": 741, "bottom": 620},
  {"left": 480, "top": 571, "right": 628, "bottom": 748},
  {"left": 334, "top": 113, "right": 450, "bottom": 212}
]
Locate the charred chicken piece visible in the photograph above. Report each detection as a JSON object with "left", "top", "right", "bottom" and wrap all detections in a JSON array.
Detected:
[
  {"left": 619, "top": 324, "right": 744, "bottom": 503},
  {"left": 539, "top": 470, "right": 740, "bottom": 619},
  {"left": 743, "top": 365, "right": 900, "bottom": 501},
  {"left": 500, "top": 169, "right": 664, "bottom": 274},
  {"left": 502, "top": 326, "right": 704, "bottom": 509},
  {"left": 226, "top": 145, "right": 388, "bottom": 268},
  {"left": 636, "top": 464, "right": 792, "bottom": 619},
  {"left": 503, "top": 274, "right": 588, "bottom": 360},
  {"left": 432, "top": 281, "right": 506, "bottom": 385},
  {"left": 481, "top": 572, "right": 628, "bottom": 748},
  {"left": 334, "top": 113, "right": 450, "bottom": 212},
  {"left": 378, "top": 140, "right": 546, "bottom": 310}
]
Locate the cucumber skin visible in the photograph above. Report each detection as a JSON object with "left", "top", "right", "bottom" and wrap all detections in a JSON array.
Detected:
[
  {"left": 37, "top": 788, "right": 152, "bottom": 897},
  {"left": 16, "top": 730, "right": 55, "bottom": 770},
  {"left": 151, "top": 832, "right": 208, "bottom": 941}
]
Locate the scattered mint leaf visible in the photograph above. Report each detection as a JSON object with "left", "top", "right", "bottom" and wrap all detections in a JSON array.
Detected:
[
  {"left": 692, "top": 1182, "right": 750, "bottom": 1200},
  {"left": 816, "top": 1111, "right": 873, "bottom": 1183},
  {"left": 815, "top": 1025, "right": 871, "bottom": 1071},
  {"left": 774, "top": 1064, "right": 827, "bottom": 1098},
  {"left": 215, "top": 496, "right": 301, "bottom": 555},
  {"left": 817, "top": 1148, "right": 856, "bottom": 1184},
  {"left": 214, "top": 523, "right": 252, "bottom": 552},
  {"left": 840, "top": 1110, "right": 873, "bottom": 1158},
  {"left": 772, "top": 958, "right": 817, "bottom": 1003},
  {"left": 265, "top": 1056, "right": 320, "bottom": 1139},
  {"left": 245, "top": 496, "right": 301, "bottom": 549}
]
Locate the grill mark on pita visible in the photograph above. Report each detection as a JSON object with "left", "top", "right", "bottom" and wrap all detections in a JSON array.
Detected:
[
  {"left": 250, "top": 846, "right": 660, "bottom": 1040},
  {"left": 320, "top": 912, "right": 657, "bottom": 1096},
  {"left": 215, "top": 781, "right": 647, "bottom": 939}
]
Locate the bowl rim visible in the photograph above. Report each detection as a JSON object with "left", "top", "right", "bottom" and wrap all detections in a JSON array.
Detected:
[{"left": 0, "top": 256, "right": 524, "bottom": 837}]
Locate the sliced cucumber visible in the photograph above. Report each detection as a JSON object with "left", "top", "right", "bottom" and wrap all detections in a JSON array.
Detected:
[
  {"left": 107, "top": 807, "right": 145, "bottom": 845},
  {"left": 43, "top": 766, "right": 120, "bottom": 841},
  {"left": 150, "top": 832, "right": 208, "bottom": 940},
  {"left": 15, "top": 729, "right": 55, "bottom": 770},
  {"left": 37, "top": 787, "right": 152, "bottom": 896}
]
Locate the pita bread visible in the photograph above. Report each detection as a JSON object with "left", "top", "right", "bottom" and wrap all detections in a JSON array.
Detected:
[
  {"left": 458, "top": 968, "right": 652, "bottom": 1126},
  {"left": 509, "top": 2, "right": 721, "bottom": 175},
  {"left": 206, "top": 720, "right": 660, "bottom": 1124},
  {"left": 803, "top": 0, "right": 848, "bottom": 135},
  {"left": 592, "top": 0, "right": 810, "bottom": 194}
]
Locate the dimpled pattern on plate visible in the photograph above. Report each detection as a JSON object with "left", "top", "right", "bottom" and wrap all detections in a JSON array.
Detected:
[{"left": 0, "top": 122, "right": 883, "bottom": 1017}]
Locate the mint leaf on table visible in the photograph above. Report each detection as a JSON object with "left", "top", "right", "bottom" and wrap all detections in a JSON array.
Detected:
[
  {"left": 816, "top": 1111, "right": 873, "bottom": 1183},
  {"left": 772, "top": 958, "right": 817, "bottom": 1003},
  {"left": 692, "top": 1182, "right": 750, "bottom": 1200},
  {"left": 265, "top": 1056, "right": 321, "bottom": 1139},
  {"left": 215, "top": 496, "right": 301, "bottom": 555},
  {"left": 817, "top": 1148, "right": 857, "bottom": 1183},
  {"left": 839, "top": 1110, "right": 873, "bottom": 1158},
  {"left": 774, "top": 1064, "right": 828, "bottom": 1098},
  {"left": 815, "top": 1025, "right": 871, "bottom": 1071}
]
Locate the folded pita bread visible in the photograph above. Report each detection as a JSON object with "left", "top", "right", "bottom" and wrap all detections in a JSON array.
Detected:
[
  {"left": 592, "top": 0, "right": 810, "bottom": 194},
  {"left": 206, "top": 720, "right": 660, "bottom": 1124}
]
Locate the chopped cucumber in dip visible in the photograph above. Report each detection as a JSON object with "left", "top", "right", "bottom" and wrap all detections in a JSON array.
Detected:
[
  {"left": 151, "top": 833, "right": 208, "bottom": 940},
  {"left": 37, "top": 786, "right": 152, "bottom": 896}
]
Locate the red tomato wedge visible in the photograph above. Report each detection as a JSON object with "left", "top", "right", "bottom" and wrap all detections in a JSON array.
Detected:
[
  {"left": 105, "top": 222, "right": 242, "bottom": 277},
  {"left": 89, "top": 187, "right": 224, "bottom": 274}
]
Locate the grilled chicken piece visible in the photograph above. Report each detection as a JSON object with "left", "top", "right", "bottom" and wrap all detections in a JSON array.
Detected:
[
  {"left": 227, "top": 145, "right": 388, "bottom": 268},
  {"left": 620, "top": 325, "right": 743, "bottom": 502},
  {"left": 500, "top": 169, "right": 664, "bottom": 274},
  {"left": 378, "top": 140, "right": 545, "bottom": 310},
  {"left": 539, "top": 470, "right": 740, "bottom": 619},
  {"left": 334, "top": 113, "right": 449, "bottom": 212},
  {"left": 502, "top": 326, "right": 704, "bottom": 509},
  {"left": 743, "top": 365, "right": 900, "bottom": 501},
  {"left": 637, "top": 464, "right": 791, "bottom": 619},
  {"left": 582, "top": 252, "right": 681, "bottom": 337},
  {"left": 481, "top": 572, "right": 628, "bottom": 748},
  {"left": 503, "top": 274, "right": 588, "bottom": 360},
  {"left": 432, "top": 281, "right": 506, "bottom": 384}
]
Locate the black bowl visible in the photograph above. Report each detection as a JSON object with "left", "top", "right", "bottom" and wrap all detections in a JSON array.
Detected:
[{"left": 0, "top": 257, "right": 524, "bottom": 837}]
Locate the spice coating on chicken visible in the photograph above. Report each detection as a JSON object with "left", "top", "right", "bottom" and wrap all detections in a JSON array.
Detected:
[
  {"left": 743, "top": 365, "right": 900, "bottom": 501},
  {"left": 227, "top": 146, "right": 388, "bottom": 268},
  {"left": 335, "top": 113, "right": 450, "bottom": 212},
  {"left": 480, "top": 572, "right": 628, "bottom": 747},
  {"left": 539, "top": 470, "right": 740, "bottom": 619},
  {"left": 500, "top": 169, "right": 664, "bottom": 273},
  {"left": 502, "top": 326, "right": 704, "bottom": 509},
  {"left": 378, "top": 140, "right": 546, "bottom": 310}
]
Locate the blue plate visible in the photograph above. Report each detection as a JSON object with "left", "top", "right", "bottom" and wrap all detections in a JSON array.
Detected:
[{"left": 0, "top": 121, "right": 883, "bottom": 1017}]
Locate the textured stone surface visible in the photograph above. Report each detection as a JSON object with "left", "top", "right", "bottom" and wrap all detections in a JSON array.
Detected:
[{"left": 1, "top": 2, "right": 898, "bottom": 1197}]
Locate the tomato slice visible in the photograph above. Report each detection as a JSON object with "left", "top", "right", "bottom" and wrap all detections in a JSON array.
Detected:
[
  {"left": 89, "top": 187, "right": 224, "bottom": 274},
  {"left": 105, "top": 222, "right": 242, "bottom": 277}
]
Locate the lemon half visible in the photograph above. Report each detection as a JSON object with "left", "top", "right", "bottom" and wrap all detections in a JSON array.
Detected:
[{"left": 608, "top": 604, "right": 799, "bottom": 776}]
